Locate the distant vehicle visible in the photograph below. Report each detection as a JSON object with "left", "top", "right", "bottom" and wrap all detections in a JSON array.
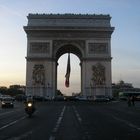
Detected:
[
  {"left": 25, "top": 98, "right": 36, "bottom": 117},
  {"left": 1, "top": 97, "right": 14, "bottom": 108},
  {"left": 75, "top": 96, "right": 87, "bottom": 101},
  {"left": 135, "top": 95, "right": 140, "bottom": 101},
  {"left": 54, "top": 96, "right": 65, "bottom": 101},
  {"left": 94, "top": 95, "right": 110, "bottom": 102},
  {"left": 33, "top": 95, "right": 44, "bottom": 101},
  {"left": 119, "top": 91, "right": 140, "bottom": 100},
  {"left": 15, "top": 94, "right": 26, "bottom": 101},
  {"left": 64, "top": 96, "right": 78, "bottom": 101},
  {"left": 0, "top": 94, "right": 3, "bottom": 101}
]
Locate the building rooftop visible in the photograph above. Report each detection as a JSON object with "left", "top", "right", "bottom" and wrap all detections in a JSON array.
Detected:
[
  {"left": 26, "top": 13, "right": 112, "bottom": 27},
  {"left": 27, "top": 13, "right": 111, "bottom": 19}
]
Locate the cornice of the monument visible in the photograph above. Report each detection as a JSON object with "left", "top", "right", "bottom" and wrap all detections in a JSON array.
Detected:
[
  {"left": 27, "top": 13, "right": 111, "bottom": 19},
  {"left": 25, "top": 13, "right": 114, "bottom": 31}
]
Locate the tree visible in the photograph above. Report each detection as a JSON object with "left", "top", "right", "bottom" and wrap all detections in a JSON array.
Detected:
[
  {"left": 0, "top": 85, "right": 25, "bottom": 96},
  {"left": 119, "top": 80, "right": 124, "bottom": 85},
  {"left": 0, "top": 86, "right": 8, "bottom": 94},
  {"left": 56, "top": 90, "right": 63, "bottom": 96}
]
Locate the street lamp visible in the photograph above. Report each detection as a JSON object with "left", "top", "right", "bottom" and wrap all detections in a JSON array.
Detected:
[
  {"left": 90, "top": 80, "right": 93, "bottom": 99},
  {"left": 47, "top": 83, "right": 50, "bottom": 100}
]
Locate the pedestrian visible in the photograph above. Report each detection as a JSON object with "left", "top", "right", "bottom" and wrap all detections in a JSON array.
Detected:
[
  {"left": 131, "top": 95, "right": 135, "bottom": 106},
  {"left": 127, "top": 96, "right": 131, "bottom": 107}
]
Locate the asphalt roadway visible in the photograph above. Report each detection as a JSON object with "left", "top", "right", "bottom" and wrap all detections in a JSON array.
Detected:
[{"left": 0, "top": 100, "right": 140, "bottom": 140}]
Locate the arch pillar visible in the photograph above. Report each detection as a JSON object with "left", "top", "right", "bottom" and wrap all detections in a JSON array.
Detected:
[{"left": 81, "top": 59, "right": 112, "bottom": 99}]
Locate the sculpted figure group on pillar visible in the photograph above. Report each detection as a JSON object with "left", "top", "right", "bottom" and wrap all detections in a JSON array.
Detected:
[
  {"left": 91, "top": 63, "right": 105, "bottom": 86},
  {"left": 32, "top": 64, "right": 45, "bottom": 86}
]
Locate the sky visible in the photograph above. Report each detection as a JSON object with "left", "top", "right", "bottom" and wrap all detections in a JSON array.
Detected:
[{"left": 0, "top": 0, "right": 140, "bottom": 95}]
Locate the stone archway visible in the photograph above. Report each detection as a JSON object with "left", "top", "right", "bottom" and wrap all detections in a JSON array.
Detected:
[
  {"left": 54, "top": 43, "right": 83, "bottom": 96},
  {"left": 24, "top": 13, "right": 114, "bottom": 99}
]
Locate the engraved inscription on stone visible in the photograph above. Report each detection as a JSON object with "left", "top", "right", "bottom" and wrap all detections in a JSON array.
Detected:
[
  {"left": 30, "top": 42, "right": 50, "bottom": 54},
  {"left": 88, "top": 43, "right": 108, "bottom": 54}
]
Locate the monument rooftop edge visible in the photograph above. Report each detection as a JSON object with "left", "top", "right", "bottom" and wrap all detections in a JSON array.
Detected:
[
  {"left": 27, "top": 13, "right": 111, "bottom": 19},
  {"left": 26, "top": 13, "right": 113, "bottom": 28}
]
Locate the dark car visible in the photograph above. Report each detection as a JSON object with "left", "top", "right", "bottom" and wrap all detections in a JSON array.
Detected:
[
  {"left": 94, "top": 95, "right": 110, "bottom": 102},
  {"left": 1, "top": 97, "right": 14, "bottom": 108}
]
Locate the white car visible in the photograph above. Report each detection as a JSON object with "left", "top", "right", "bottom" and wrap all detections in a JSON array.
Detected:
[{"left": 1, "top": 97, "right": 14, "bottom": 108}]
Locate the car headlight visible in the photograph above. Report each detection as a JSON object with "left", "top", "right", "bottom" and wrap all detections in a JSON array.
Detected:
[
  {"left": 27, "top": 103, "right": 32, "bottom": 107},
  {"left": 2, "top": 102, "right": 5, "bottom": 105}
]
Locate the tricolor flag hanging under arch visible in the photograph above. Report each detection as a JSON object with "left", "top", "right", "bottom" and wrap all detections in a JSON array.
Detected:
[{"left": 65, "top": 53, "right": 71, "bottom": 87}]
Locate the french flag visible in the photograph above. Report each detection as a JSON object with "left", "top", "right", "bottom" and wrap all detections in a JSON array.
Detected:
[{"left": 65, "top": 53, "right": 71, "bottom": 87}]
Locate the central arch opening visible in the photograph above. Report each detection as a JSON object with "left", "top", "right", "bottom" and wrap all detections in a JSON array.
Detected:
[
  {"left": 56, "top": 44, "right": 82, "bottom": 97},
  {"left": 57, "top": 53, "right": 81, "bottom": 96}
]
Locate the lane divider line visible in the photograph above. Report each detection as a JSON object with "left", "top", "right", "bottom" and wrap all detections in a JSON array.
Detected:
[
  {"left": 0, "top": 108, "right": 25, "bottom": 117},
  {"left": 0, "top": 110, "right": 15, "bottom": 117},
  {"left": 112, "top": 115, "right": 140, "bottom": 131},
  {"left": 73, "top": 106, "right": 92, "bottom": 139},
  {"left": 49, "top": 106, "right": 66, "bottom": 140},
  {"left": 0, "top": 116, "right": 26, "bottom": 131},
  {"left": 49, "top": 136, "right": 56, "bottom": 140},
  {"left": 73, "top": 106, "right": 82, "bottom": 123},
  {"left": 7, "top": 130, "right": 33, "bottom": 140},
  {"left": 52, "top": 106, "right": 66, "bottom": 133}
]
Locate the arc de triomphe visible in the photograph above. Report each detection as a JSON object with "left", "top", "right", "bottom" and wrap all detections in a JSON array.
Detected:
[{"left": 24, "top": 14, "right": 114, "bottom": 99}]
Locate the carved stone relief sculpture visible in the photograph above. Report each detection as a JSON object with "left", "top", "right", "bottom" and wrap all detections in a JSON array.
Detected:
[
  {"left": 91, "top": 63, "right": 105, "bottom": 85},
  {"left": 32, "top": 64, "right": 45, "bottom": 85}
]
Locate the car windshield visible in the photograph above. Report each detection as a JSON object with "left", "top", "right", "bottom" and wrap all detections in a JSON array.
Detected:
[{"left": 2, "top": 98, "right": 13, "bottom": 101}]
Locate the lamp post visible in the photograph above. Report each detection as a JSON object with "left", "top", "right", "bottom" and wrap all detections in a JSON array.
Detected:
[
  {"left": 47, "top": 83, "right": 50, "bottom": 100},
  {"left": 90, "top": 80, "right": 93, "bottom": 100},
  {"left": 90, "top": 79, "right": 96, "bottom": 100}
]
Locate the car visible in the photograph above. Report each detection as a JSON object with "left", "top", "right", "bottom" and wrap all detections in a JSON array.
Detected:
[
  {"left": 0, "top": 94, "right": 3, "bottom": 101},
  {"left": 53, "top": 96, "right": 65, "bottom": 101},
  {"left": 76, "top": 96, "right": 87, "bottom": 101},
  {"left": 135, "top": 95, "right": 140, "bottom": 101},
  {"left": 33, "top": 95, "right": 44, "bottom": 101},
  {"left": 94, "top": 95, "right": 110, "bottom": 102},
  {"left": 15, "top": 94, "right": 26, "bottom": 101},
  {"left": 1, "top": 97, "right": 14, "bottom": 108}
]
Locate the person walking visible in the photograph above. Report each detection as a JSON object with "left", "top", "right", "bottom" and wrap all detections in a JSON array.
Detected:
[
  {"left": 127, "top": 96, "right": 131, "bottom": 107},
  {"left": 131, "top": 95, "right": 135, "bottom": 106}
]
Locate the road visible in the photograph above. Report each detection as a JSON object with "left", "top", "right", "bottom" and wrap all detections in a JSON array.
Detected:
[{"left": 0, "top": 100, "right": 140, "bottom": 140}]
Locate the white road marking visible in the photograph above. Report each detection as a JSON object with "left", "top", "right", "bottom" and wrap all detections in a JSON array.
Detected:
[
  {"left": 73, "top": 106, "right": 82, "bottom": 123},
  {"left": 0, "top": 110, "right": 15, "bottom": 116},
  {"left": 6, "top": 131, "right": 33, "bottom": 140},
  {"left": 112, "top": 115, "right": 140, "bottom": 130},
  {"left": 0, "top": 108, "right": 24, "bottom": 117},
  {"left": 49, "top": 106, "right": 66, "bottom": 140},
  {"left": 49, "top": 136, "right": 56, "bottom": 140},
  {"left": 0, "top": 116, "right": 26, "bottom": 131},
  {"left": 52, "top": 106, "right": 66, "bottom": 133}
]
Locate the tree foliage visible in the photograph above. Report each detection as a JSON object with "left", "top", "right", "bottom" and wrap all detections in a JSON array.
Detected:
[
  {"left": 56, "top": 90, "right": 63, "bottom": 96},
  {"left": 0, "top": 85, "right": 25, "bottom": 96}
]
